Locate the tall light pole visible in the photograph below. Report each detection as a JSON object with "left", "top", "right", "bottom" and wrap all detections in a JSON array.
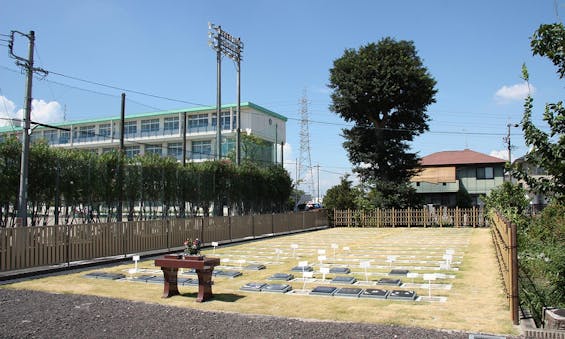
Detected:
[
  {"left": 9, "top": 30, "right": 47, "bottom": 226},
  {"left": 208, "top": 23, "right": 243, "bottom": 164}
]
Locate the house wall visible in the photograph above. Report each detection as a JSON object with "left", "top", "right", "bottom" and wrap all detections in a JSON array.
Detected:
[{"left": 457, "top": 164, "right": 505, "bottom": 195}]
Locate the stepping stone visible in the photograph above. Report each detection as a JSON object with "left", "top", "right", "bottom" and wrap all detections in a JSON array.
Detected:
[
  {"left": 331, "top": 276, "right": 357, "bottom": 284},
  {"left": 244, "top": 264, "right": 266, "bottom": 271},
  {"left": 291, "top": 265, "right": 313, "bottom": 272},
  {"left": 215, "top": 270, "right": 242, "bottom": 278},
  {"left": 377, "top": 278, "right": 402, "bottom": 286},
  {"left": 389, "top": 269, "right": 409, "bottom": 276},
  {"left": 130, "top": 275, "right": 156, "bottom": 283},
  {"left": 268, "top": 273, "right": 294, "bottom": 281},
  {"left": 360, "top": 288, "right": 389, "bottom": 299},
  {"left": 334, "top": 287, "right": 362, "bottom": 298},
  {"left": 309, "top": 286, "right": 337, "bottom": 296},
  {"left": 240, "top": 282, "right": 266, "bottom": 292},
  {"left": 262, "top": 284, "right": 292, "bottom": 293},
  {"left": 329, "top": 267, "right": 351, "bottom": 274},
  {"left": 388, "top": 290, "right": 418, "bottom": 301}
]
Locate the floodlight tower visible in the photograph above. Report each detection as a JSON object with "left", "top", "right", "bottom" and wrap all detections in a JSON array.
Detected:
[{"left": 208, "top": 23, "right": 244, "bottom": 163}]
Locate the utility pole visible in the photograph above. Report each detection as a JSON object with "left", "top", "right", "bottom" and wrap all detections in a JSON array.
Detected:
[
  {"left": 117, "top": 93, "right": 126, "bottom": 222},
  {"left": 314, "top": 163, "right": 320, "bottom": 203},
  {"left": 504, "top": 123, "right": 519, "bottom": 164},
  {"left": 208, "top": 23, "right": 243, "bottom": 163},
  {"left": 9, "top": 30, "right": 47, "bottom": 226}
]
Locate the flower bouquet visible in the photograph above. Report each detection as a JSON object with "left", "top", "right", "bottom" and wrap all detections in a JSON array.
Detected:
[{"left": 184, "top": 238, "right": 201, "bottom": 256}]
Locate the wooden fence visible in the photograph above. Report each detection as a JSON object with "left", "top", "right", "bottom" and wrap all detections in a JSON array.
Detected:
[
  {"left": 491, "top": 211, "right": 519, "bottom": 325},
  {"left": 0, "top": 210, "right": 328, "bottom": 272},
  {"left": 333, "top": 207, "right": 486, "bottom": 227}
]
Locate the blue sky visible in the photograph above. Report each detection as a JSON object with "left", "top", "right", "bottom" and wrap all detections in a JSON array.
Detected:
[{"left": 0, "top": 0, "right": 562, "bottom": 198}]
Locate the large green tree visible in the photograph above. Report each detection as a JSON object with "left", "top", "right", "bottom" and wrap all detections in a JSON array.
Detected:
[
  {"left": 512, "top": 23, "right": 565, "bottom": 203},
  {"left": 329, "top": 38, "right": 437, "bottom": 208}
]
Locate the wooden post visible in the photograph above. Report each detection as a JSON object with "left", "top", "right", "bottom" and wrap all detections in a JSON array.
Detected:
[{"left": 509, "top": 220, "right": 519, "bottom": 325}]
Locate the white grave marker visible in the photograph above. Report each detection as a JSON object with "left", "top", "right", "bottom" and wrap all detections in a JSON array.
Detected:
[
  {"left": 132, "top": 255, "right": 140, "bottom": 273},
  {"left": 317, "top": 249, "right": 326, "bottom": 255},
  {"left": 442, "top": 253, "right": 453, "bottom": 269},
  {"left": 331, "top": 243, "right": 339, "bottom": 258},
  {"left": 360, "top": 261, "right": 371, "bottom": 282},
  {"left": 320, "top": 267, "right": 330, "bottom": 281},
  {"left": 291, "top": 244, "right": 299, "bottom": 257},
  {"left": 343, "top": 246, "right": 350, "bottom": 255},
  {"left": 211, "top": 241, "right": 219, "bottom": 254},
  {"left": 275, "top": 248, "right": 282, "bottom": 261},
  {"left": 318, "top": 255, "right": 326, "bottom": 265},
  {"left": 386, "top": 255, "right": 397, "bottom": 267},
  {"left": 423, "top": 273, "right": 437, "bottom": 298},
  {"left": 302, "top": 271, "right": 314, "bottom": 290}
]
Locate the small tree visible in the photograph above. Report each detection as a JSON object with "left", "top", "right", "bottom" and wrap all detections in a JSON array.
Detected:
[
  {"left": 323, "top": 175, "right": 357, "bottom": 211},
  {"left": 512, "top": 23, "right": 565, "bottom": 203}
]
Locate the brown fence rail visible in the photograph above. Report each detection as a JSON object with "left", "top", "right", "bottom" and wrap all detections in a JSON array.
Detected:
[
  {"left": 333, "top": 207, "right": 486, "bottom": 227},
  {"left": 491, "top": 211, "right": 519, "bottom": 325},
  {"left": 0, "top": 211, "right": 328, "bottom": 272}
]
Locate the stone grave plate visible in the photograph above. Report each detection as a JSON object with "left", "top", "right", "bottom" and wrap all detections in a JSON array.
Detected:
[
  {"left": 215, "top": 270, "right": 242, "bottom": 278},
  {"left": 309, "top": 286, "right": 337, "bottom": 296},
  {"left": 291, "top": 265, "right": 313, "bottom": 272},
  {"left": 182, "top": 278, "right": 199, "bottom": 286},
  {"left": 329, "top": 267, "right": 351, "bottom": 274},
  {"left": 268, "top": 273, "right": 294, "bottom": 281},
  {"left": 83, "top": 272, "right": 107, "bottom": 279},
  {"left": 181, "top": 269, "right": 197, "bottom": 275},
  {"left": 90, "top": 272, "right": 126, "bottom": 280},
  {"left": 360, "top": 288, "right": 389, "bottom": 299},
  {"left": 130, "top": 275, "right": 156, "bottom": 283},
  {"left": 334, "top": 287, "right": 362, "bottom": 298},
  {"left": 331, "top": 276, "right": 357, "bottom": 284},
  {"left": 144, "top": 276, "right": 165, "bottom": 284},
  {"left": 262, "top": 284, "right": 292, "bottom": 293},
  {"left": 377, "top": 278, "right": 402, "bottom": 286},
  {"left": 389, "top": 269, "right": 409, "bottom": 276},
  {"left": 388, "top": 290, "right": 417, "bottom": 301},
  {"left": 244, "top": 264, "right": 266, "bottom": 271},
  {"left": 240, "top": 282, "right": 266, "bottom": 292}
]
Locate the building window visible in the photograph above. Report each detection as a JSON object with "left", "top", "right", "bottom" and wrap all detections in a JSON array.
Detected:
[
  {"left": 164, "top": 117, "right": 179, "bottom": 133},
  {"left": 125, "top": 146, "right": 140, "bottom": 158},
  {"left": 476, "top": 167, "right": 494, "bottom": 179},
  {"left": 211, "top": 111, "right": 231, "bottom": 130},
  {"left": 191, "top": 140, "right": 212, "bottom": 160},
  {"left": 141, "top": 119, "right": 160, "bottom": 134},
  {"left": 99, "top": 123, "right": 111, "bottom": 138},
  {"left": 416, "top": 182, "right": 420, "bottom": 187},
  {"left": 78, "top": 125, "right": 96, "bottom": 141},
  {"left": 167, "top": 142, "right": 183, "bottom": 160},
  {"left": 145, "top": 144, "right": 162, "bottom": 156},
  {"left": 188, "top": 114, "right": 208, "bottom": 131},
  {"left": 221, "top": 138, "right": 235, "bottom": 156},
  {"left": 124, "top": 121, "right": 137, "bottom": 137},
  {"left": 60, "top": 131, "right": 70, "bottom": 144},
  {"left": 44, "top": 130, "right": 58, "bottom": 144}
]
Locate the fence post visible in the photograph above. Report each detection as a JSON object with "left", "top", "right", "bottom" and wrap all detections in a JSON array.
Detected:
[
  {"left": 509, "top": 220, "right": 519, "bottom": 325},
  {"left": 392, "top": 208, "right": 396, "bottom": 227}
]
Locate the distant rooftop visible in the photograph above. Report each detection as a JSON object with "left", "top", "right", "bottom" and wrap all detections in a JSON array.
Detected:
[{"left": 420, "top": 149, "right": 505, "bottom": 166}]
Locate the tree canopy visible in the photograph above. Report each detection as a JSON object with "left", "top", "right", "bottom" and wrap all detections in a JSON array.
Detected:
[
  {"left": 328, "top": 38, "right": 437, "bottom": 207},
  {"left": 511, "top": 23, "right": 565, "bottom": 204}
]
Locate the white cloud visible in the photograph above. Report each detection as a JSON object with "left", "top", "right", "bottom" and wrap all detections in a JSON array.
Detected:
[
  {"left": 1, "top": 97, "right": 64, "bottom": 128},
  {"left": 0, "top": 96, "right": 17, "bottom": 127},
  {"left": 489, "top": 149, "right": 508, "bottom": 160},
  {"left": 494, "top": 82, "right": 534, "bottom": 103}
]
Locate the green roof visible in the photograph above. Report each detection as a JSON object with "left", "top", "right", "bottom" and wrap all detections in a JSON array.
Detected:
[{"left": 0, "top": 101, "right": 287, "bottom": 133}]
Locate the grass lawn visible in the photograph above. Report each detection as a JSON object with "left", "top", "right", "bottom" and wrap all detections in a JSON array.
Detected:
[{"left": 2, "top": 227, "right": 518, "bottom": 335}]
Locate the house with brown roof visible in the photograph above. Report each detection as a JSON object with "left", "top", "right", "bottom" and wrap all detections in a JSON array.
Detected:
[{"left": 410, "top": 149, "right": 506, "bottom": 207}]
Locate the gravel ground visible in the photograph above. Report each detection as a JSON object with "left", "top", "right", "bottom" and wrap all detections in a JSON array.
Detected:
[{"left": 0, "top": 288, "right": 522, "bottom": 339}]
